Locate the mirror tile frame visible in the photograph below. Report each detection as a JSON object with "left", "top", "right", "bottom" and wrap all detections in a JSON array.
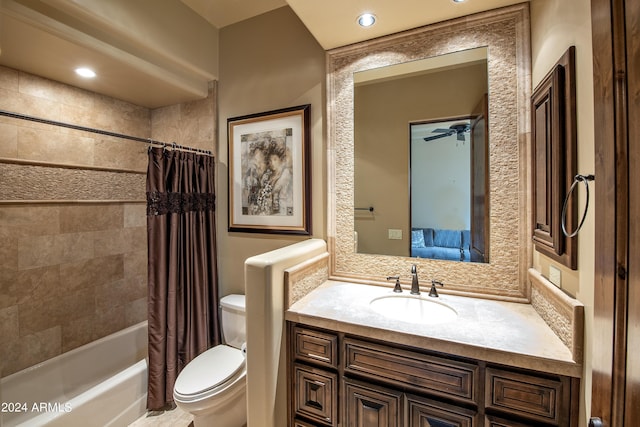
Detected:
[{"left": 327, "top": 4, "right": 531, "bottom": 300}]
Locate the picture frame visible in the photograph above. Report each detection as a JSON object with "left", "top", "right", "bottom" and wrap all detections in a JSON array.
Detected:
[{"left": 228, "top": 104, "right": 311, "bottom": 235}]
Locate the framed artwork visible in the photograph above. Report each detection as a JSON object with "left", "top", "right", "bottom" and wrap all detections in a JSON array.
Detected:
[{"left": 228, "top": 104, "right": 311, "bottom": 235}]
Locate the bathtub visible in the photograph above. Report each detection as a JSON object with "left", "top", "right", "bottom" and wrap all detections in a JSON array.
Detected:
[{"left": 1, "top": 321, "right": 148, "bottom": 427}]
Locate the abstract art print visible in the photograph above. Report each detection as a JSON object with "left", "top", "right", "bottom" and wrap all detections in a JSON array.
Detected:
[{"left": 228, "top": 105, "right": 311, "bottom": 234}]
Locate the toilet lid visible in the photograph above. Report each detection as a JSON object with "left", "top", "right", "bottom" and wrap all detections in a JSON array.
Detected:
[{"left": 174, "top": 345, "right": 245, "bottom": 396}]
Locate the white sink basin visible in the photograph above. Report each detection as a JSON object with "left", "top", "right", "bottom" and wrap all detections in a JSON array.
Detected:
[{"left": 369, "top": 294, "right": 458, "bottom": 325}]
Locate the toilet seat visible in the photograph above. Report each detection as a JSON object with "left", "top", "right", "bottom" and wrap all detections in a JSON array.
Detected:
[{"left": 174, "top": 345, "right": 245, "bottom": 402}]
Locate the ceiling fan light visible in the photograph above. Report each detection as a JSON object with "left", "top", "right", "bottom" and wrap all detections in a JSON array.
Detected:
[{"left": 357, "top": 13, "right": 376, "bottom": 27}]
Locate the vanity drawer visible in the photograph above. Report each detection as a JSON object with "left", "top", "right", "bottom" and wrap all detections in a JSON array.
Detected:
[
  {"left": 485, "top": 367, "right": 567, "bottom": 425},
  {"left": 344, "top": 338, "right": 478, "bottom": 405},
  {"left": 293, "top": 363, "right": 338, "bottom": 426},
  {"left": 293, "top": 326, "right": 338, "bottom": 369}
]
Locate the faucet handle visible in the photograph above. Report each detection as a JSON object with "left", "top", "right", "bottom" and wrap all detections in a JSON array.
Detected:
[
  {"left": 428, "top": 280, "right": 444, "bottom": 298},
  {"left": 387, "top": 276, "right": 403, "bottom": 293}
]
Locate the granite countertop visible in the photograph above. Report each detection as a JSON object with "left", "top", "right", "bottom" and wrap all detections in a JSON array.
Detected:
[{"left": 285, "top": 280, "right": 582, "bottom": 378}]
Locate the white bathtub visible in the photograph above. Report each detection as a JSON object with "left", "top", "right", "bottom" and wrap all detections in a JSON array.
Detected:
[{"left": 1, "top": 321, "right": 148, "bottom": 427}]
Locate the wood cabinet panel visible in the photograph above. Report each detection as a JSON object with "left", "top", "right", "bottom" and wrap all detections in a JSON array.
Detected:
[
  {"left": 407, "top": 393, "right": 477, "bottom": 427},
  {"left": 288, "top": 323, "right": 577, "bottom": 427},
  {"left": 294, "top": 364, "right": 338, "bottom": 426},
  {"left": 294, "top": 325, "right": 339, "bottom": 369},
  {"left": 344, "top": 338, "right": 478, "bottom": 404},
  {"left": 343, "top": 378, "right": 403, "bottom": 427},
  {"left": 484, "top": 414, "right": 535, "bottom": 427},
  {"left": 294, "top": 420, "right": 322, "bottom": 427},
  {"left": 485, "top": 367, "right": 566, "bottom": 425},
  {"left": 470, "top": 93, "right": 490, "bottom": 263},
  {"left": 530, "top": 46, "right": 577, "bottom": 269}
]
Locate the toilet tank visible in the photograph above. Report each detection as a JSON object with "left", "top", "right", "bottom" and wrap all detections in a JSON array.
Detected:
[{"left": 220, "top": 294, "right": 246, "bottom": 349}]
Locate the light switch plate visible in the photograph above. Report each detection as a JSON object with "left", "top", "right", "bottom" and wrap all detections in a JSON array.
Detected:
[
  {"left": 549, "top": 265, "right": 562, "bottom": 288},
  {"left": 388, "top": 229, "right": 403, "bottom": 240}
]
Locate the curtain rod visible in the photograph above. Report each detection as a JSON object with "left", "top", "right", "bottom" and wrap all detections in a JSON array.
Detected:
[{"left": 0, "top": 109, "right": 213, "bottom": 156}]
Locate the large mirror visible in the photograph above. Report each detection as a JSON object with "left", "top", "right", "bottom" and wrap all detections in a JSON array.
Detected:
[
  {"left": 354, "top": 48, "right": 489, "bottom": 262},
  {"left": 327, "top": 5, "right": 531, "bottom": 299}
]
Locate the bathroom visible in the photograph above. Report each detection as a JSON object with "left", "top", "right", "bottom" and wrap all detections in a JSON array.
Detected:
[{"left": 0, "top": 0, "right": 636, "bottom": 426}]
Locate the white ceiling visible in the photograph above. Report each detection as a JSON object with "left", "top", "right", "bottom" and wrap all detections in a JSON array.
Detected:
[{"left": 0, "top": 0, "right": 526, "bottom": 108}]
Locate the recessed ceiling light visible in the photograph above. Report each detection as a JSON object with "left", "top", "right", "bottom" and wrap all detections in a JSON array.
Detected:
[
  {"left": 452, "top": 0, "right": 466, "bottom": 3},
  {"left": 75, "top": 67, "right": 96, "bottom": 78},
  {"left": 357, "top": 13, "right": 376, "bottom": 27}
]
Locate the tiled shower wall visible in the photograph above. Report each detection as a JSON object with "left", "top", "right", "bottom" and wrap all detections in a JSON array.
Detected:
[{"left": 0, "top": 65, "right": 217, "bottom": 377}]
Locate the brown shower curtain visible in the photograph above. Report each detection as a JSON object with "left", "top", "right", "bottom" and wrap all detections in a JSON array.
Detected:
[{"left": 146, "top": 147, "right": 220, "bottom": 410}]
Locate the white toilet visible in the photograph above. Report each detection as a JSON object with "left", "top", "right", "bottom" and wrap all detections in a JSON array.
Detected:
[{"left": 173, "top": 294, "right": 247, "bottom": 427}]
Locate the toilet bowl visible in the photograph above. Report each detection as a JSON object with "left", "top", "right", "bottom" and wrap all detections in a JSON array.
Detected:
[{"left": 173, "top": 294, "right": 247, "bottom": 427}]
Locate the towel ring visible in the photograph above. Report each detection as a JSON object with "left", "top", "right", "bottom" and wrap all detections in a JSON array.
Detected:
[{"left": 561, "top": 174, "right": 595, "bottom": 238}]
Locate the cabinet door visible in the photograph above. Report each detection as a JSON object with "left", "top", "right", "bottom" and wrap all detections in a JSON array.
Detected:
[
  {"left": 294, "top": 419, "right": 324, "bottom": 427},
  {"left": 407, "top": 394, "right": 476, "bottom": 427},
  {"left": 294, "top": 364, "right": 338, "bottom": 426},
  {"left": 484, "top": 414, "right": 534, "bottom": 427},
  {"left": 343, "top": 379, "right": 403, "bottom": 427},
  {"left": 293, "top": 420, "right": 322, "bottom": 427},
  {"left": 530, "top": 47, "right": 577, "bottom": 269}
]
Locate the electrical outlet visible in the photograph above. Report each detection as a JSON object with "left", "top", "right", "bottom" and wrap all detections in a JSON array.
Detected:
[
  {"left": 549, "top": 265, "right": 562, "bottom": 288},
  {"left": 388, "top": 229, "right": 403, "bottom": 240}
]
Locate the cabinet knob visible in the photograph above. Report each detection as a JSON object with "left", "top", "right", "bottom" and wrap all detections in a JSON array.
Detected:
[{"left": 589, "top": 417, "right": 604, "bottom": 427}]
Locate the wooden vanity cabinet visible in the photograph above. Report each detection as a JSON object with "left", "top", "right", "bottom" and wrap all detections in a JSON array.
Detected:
[
  {"left": 484, "top": 367, "right": 577, "bottom": 427},
  {"left": 287, "top": 323, "right": 579, "bottom": 427},
  {"left": 343, "top": 378, "right": 403, "bottom": 426},
  {"left": 290, "top": 325, "right": 339, "bottom": 426}
]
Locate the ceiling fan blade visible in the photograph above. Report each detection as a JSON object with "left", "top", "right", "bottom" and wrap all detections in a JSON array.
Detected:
[
  {"left": 431, "top": 128, "right": 452, "bottom": 133},
  {"left": 423, "top": 132, "right": 451, "bottom": 142}
]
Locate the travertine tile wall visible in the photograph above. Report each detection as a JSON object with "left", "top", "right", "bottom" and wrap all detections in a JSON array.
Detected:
[
  {"left": 151, "top": 81, "right": 217, "bottom": 153},
  {"left": 0, "top": 67, "right": 217, "bottom": 377},
  {"left": 0, "top": 203, "right": 148, "bottom": 369},
  {"left": 0, "top": 65, "right": 152, "bottom": 377}
]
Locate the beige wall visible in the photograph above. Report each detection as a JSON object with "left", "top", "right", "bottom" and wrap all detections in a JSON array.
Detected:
[
  {"left": 217, "top": 7, "right": 326, "bottom": 297},
  {"left": 530, "top": 0, "right": 595, "bottom": 424}
]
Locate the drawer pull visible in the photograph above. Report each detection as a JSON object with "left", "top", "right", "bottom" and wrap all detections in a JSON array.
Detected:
[{"left": 307, "top": 353, "right": 330, "bottom": 362}]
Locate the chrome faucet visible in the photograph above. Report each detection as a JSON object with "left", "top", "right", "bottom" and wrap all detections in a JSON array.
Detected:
[{"left": 410, "top": 264, "right": 420, "bottom": 295}]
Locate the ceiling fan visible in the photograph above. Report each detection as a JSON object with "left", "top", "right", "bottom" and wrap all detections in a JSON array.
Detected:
[{"left": 423, "top": 123, "right": 470, "bottom": 142}]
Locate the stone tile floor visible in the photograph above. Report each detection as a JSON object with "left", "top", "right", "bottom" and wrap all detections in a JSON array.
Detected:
[{"left": 129, "top": 405, "right": 193, "bottom": 427}]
